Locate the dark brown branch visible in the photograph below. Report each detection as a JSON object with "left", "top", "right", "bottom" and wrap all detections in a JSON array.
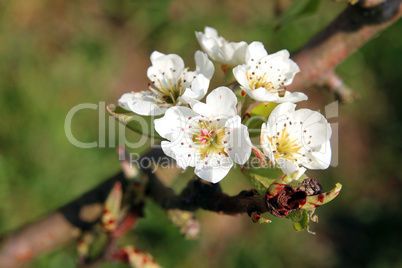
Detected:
[
  {"left": 59, "top": 172, "right": 130, "bottom": 230},
  {"left": 361, "top": 0, "right": 387, "bottom": 8},
  {"left": 144, "top": 169, "right": 268, "bottom": 215}
]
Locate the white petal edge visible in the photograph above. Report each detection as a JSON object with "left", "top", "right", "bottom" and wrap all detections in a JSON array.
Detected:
[
  {"left": 225, "top": 116, "right": 252, "bottom": 165},
  {"left": 154, "top": 106, "right": 198, "bottom": 140},
  {"left": 192, "top": 86, "right": 237, "bottom": 118},
  {"left": 195, "top": 156, "right": 234, "bottom": 183},
  {"left": 179, "top": 74, "right": 210, "bottom": 105},
  {"left": 195, "top": 50, "right": 215, "bottom": 80},
  {"left": 118, "top": 93, "right": 135, "bottom": 111},
  {"left": 246, "top": 41, "right": 268, "bottom": 64}
]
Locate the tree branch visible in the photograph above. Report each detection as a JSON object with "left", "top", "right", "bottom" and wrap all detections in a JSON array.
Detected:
[
  {"left": 289, "top": 0, "right": 402, "bottom": 99},
  {"left": 144, "top": 168, "right": 268, "bottom": 215},
  {"left": 0, "top": 172, "right": 129, "bottom": 268}
]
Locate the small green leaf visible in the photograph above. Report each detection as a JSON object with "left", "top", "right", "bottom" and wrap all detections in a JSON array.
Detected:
[
  {"left": 243, "top": 102, "right": 278, "bottom": 137},
  {"left": 250, "top": 102, "right": 278, "bottom": 118},
  {"left": 243, "top": 116, "right": 265, "bottom": 137},
  {"left": 248, "top": 174, "right": 275, "bottom": 195},
  {"left": 247, "top": 165, "right": 283, "bottom": 178},
  {"left": 223, "top": 66, "right": 236, "bottom": 85},
  {"left": 107, "top": 105, "right": 162, "bottom": 139},
  {"left": 288, "top": 173, "right": 309, "bottom": 188},
  {"left": 287, "top": 210, "right": 309, "bottom": 232},
  {"left": 88, "top": 231, "right": 109, "bottom": 259},
  {"left": 245, "top": 166, "right": 284, "bottom": 195}
]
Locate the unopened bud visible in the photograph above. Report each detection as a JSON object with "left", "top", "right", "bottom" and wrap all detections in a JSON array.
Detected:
[
  {"left": 114, "top": 246, "right": 161, "bottom": 268},
  {"left": 102, "top": 182, "right": 122, "bottom": 231}
]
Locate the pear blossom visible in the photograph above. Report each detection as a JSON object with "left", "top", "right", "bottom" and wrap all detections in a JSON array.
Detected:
[
  {"left": 195, "top": 26, "right": 248, "bottom": 66},
  {"left": 154, "top": 87, "right": 252, "bottom": 183},
  {"left": 260, "top": 102, "right": 332, "bottom": 177},
  {"left": 233, "top": 42, "right": 307, "bottom": 103},
  {"left": 118, "top": 50, "right": 214, "bottom": 116}
]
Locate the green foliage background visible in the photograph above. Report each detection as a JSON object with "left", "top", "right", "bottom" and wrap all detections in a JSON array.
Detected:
[{"left": 0, "top": 0, "right": 401, "bottom": 267}]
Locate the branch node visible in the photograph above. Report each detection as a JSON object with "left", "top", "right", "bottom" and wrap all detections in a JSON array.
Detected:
[{"left": 324, "top": 72, "right": 361, "bottom": 104}]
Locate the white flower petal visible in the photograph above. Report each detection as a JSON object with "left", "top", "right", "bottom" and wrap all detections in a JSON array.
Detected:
[
  {"left": 294, "top": 109, "right": 329, "bottom": 128},
  {"left": 122, "top": 91, "right": 167, "bottom": 116},
  {"left": 268, "top": 102, "right": 296, "bottom": 125},
  {"left": 204, "top": 26, "right": 219, "bottom": 38},
  {"left": 225, "top": 116, "right": 252, "bottom": 165},
  {"left": 154, "top": 106, "right": 198, "bottom": 140},
  {"left": 304, "top": 140, "right": 332, "bottom": 170},
  {"left": 260, "top": 123, "right": 275, "bottom": 160},
  {"left": 118, "top": 93, "right": 135, "bottom": 111},
  {"left": 179, "top": 74, "right": 210, "bottom": 105},
  {"left": 283, "top": 61, "right": 300, "bottom": 86},
  {"left": 192, "top": 86, "right": 237, "bottom": 117},
  {"left": 275, "top": 91, "right": 308, "bottom": 103},
  {"left": 220, "top": 41, "right": 248, "bottom": 65},
  {"left": 195, "top": 156, "right": 233, "bottom": 183},
  {"left": 303, "top": 122, "right": 332, "bottom": 149},
  {"left": 147, "top": 53, "right": 184, "bottom": 82},
  {"left": 194, "top": 50, "right": 215, "bottom": 80},
  {"left": 257, "top": 50, "right": 299, "bottom": 85},
  {"left": 232, "top": 65, "right": 250, "bottom": 88},
  {"left": 128, "top": 101, "right": 167, "bottom": 116},
  {"left": 246, "top": 41, "right": 268, "bottom": 64},
  {"left": 241, "top": 87, "right": 307, "bottom": 104},
  {"left": 150, "top": 51, "right": 166, "bottom": 62},
  {"left": 161, "top": 139, "right": 199, "bottom": 170},
  {"left": 160, "top": 140, "right": 175, "bottom": 159},
  {"left": 195, "top": 26, "right": 248, "bottom": 65},
  {"left": 276, "top": 158, "right": 299, "bottom": 174},
  {"left": 264, "top": 49, "right": 290, "bottom": 62},
  {"left": 152, "top": 53, "right": 184, "bottom": 73},
  {"left": 196, "top": 37, "right": 219, "bottom": 60},
  {"left": 242, "top": 87, "right": 281, "bottom": 103}
]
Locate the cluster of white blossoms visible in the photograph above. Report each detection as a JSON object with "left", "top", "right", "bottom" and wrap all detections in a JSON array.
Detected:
[{"left": 118, "top": 26, "right": 332, "bottom": 184}]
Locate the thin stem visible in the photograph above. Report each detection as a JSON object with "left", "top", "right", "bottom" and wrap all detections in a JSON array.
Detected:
[{"left": 240, "top": 94, "right": 254, "bottom": 121}]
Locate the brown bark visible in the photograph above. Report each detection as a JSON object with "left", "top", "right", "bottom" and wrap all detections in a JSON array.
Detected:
[
  {"left": 0, "top": 172, "right": 128, "bottom": 268},
  {"left": 289, "top": 0, "right": 402, "bottom": 101},
  {"left": 0, "top": 213, "right": 79, "bottom": 268},
  {"left": 144, "top": 168, "right": 268, "bottom": 215}
]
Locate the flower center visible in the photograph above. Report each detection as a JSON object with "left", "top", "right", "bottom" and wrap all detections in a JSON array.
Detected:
[
  {"left": 269, "top": 127, "right": 302, "bottom": 162},
  {"left": 192, "top": 120, "right": 228, "bottom": 159},
  {"left": 148, "top": 78, "right": 183, "bottom": 106},
  {"left": 196, "top": 128, "right": 213, "bottom": 145},
  {"left": 246, "top": 71, "right": 285, "bottom": 96}
]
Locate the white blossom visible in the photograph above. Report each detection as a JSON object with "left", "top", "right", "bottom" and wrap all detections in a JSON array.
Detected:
[
  {"left": 118, "top": 51, "right": 214, "bottom": 116},
  {"left": 260, "top": 102, "right": 332, "bottom": 177},
  {"left": 154, "top": 87, "right": 252, "bottom": 183},
  {"left": 195, "top": 26, "right": 248, "bottom": 66},
  {"left": 233, "top": 42, "right": 307, "bottom": 103}
]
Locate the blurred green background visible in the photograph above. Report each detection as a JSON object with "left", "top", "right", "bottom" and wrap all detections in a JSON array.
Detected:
[{"left": 0, "top": 0, "right": 401, "bottom": 267}]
